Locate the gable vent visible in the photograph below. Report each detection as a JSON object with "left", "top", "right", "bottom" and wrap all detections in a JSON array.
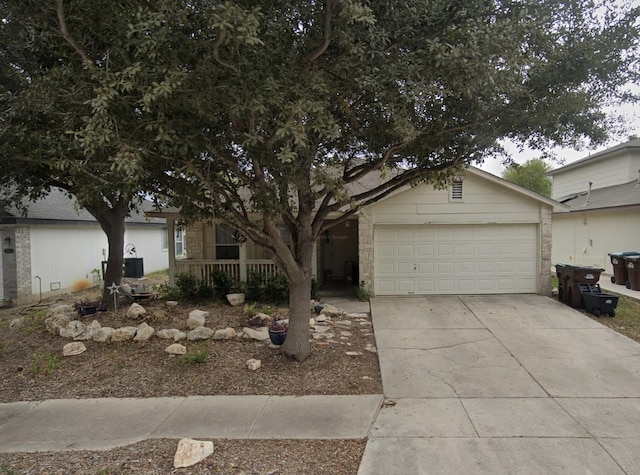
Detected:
[{"left": 451, "top": 181, "right": 463, "bottom": 200}]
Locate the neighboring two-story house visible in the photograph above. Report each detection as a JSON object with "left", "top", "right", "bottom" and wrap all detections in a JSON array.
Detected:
[{"left": 548, "top": 138, "right": 640, "bottom": 271}]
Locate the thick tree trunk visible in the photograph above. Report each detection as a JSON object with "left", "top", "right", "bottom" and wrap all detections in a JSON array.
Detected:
[
  {"left": 84, "top": 197, "right": 129, "bottom": 309},
  {"left": 101, "top": 219, "right": 126, "bottom": 306},
  {"left": 280, "top": 272, "right": 312, "bottom": 362}
]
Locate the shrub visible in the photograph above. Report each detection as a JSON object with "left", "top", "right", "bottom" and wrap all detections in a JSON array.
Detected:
[
  {"left": 356, "top": 281, "right": 370, "bottom": 301},
  {"left": 210, "top": 269, "right": 234, "bottom": 301},
  {"left": 265, "top": 273, "right": 289, "bottom": 304},
  {"left": 175, "top": 272, "right": 199, "bottom": 300},
  {"left": 246, "top": 271, "right": 266, "bottom": 302}
]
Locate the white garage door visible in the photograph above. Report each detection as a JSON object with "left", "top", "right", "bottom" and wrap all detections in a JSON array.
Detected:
[{"left": 374, "top": 224, "right": 538, "bottom": 295}]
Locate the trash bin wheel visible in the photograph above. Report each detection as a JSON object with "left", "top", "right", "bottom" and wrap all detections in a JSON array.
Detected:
[
  {"left": 609, "top": 311, "right": 616, "bottom": 318},
  {"left": 626, "top": 281, "right": 631, "bottom": 289},
  {"left": 611, "top": 276, "right": 616, "bottom": 284},
  {"left": 592, "top": 308, "right": 602, "bottom": 317}
]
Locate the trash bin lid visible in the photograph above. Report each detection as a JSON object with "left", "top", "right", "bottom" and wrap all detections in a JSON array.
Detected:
[
  {"left": 624, "top": 255, "right": 640, "bottom": 262},
  {"left": 609, "top": 252, "right": 640, "bottom": 257}
]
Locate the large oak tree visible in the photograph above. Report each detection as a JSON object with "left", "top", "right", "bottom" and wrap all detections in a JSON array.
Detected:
[{"left": 0, "top": 1, "right": 194, "bottom": 304}]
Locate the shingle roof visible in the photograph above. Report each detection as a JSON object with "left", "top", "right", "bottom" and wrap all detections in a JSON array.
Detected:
[
  {"left": 0, "top": 188, "right": 165, "bottom": 225},
  {"left": 558, "top": 179, "right": 640, "bottom": 211}
]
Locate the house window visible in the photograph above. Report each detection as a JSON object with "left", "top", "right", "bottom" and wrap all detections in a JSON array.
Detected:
[
  {"left": 175, "top": 228, "right": 185, "bottom": 257},
  {"left": 216, "top": 225, "right": 240, "bottom": 260},
  {"left": 450, "top": 181, "right": 464, "bottom": 201},
  {"left": 162, "top": 228, "right": 187, "bottom": 257}
]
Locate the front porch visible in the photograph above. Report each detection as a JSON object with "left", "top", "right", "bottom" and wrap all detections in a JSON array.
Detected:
[{"left": 175, "top": 259, "right": 281, "bottom": 286}]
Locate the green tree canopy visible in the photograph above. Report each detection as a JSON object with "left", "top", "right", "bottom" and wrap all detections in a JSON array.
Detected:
[
  {"left": 2, "top": 1, "right": 639, "bottom": 360},
  {"left": 502, "top": 159, "right": 553, "bottom": 197},
  {"left": 0, "top": 1, "right": 194, "bottom": 303}
]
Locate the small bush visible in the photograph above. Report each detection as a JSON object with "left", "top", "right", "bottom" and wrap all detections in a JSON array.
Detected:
[
  {"left": 175, "top": 272, "right": 199, "bottom": 300},
  {"left": 245, "top": 303, "right": 257, "bottom": 318},
  {"left": 180, "top": 345, "right": 209, "bottom": 365},
  {"left": 246, "top": 271, "right": 266, "bottom": 302},
  {"left": 265, "top": 273, "right": 289, "bottom": 304},
  {"left": 158, "top": 283, "right": 181, "bottom": 301},
  {"left": 356, "top": 281, "right": 370, "bottom": 301},
  {"left": 211, "top": 270, "right": 233, "bottom": 301}
]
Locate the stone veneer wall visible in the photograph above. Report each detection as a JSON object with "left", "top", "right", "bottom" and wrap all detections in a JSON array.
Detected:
[
  {"left": 185, "top": 222, "right": 205, "bottom": 260},
  {"left": 539, "top": 207, "right": 553, "bottom": 296},
  {"left": 357, "top": 210, "right": 375, "bottom": 296},
  {"left": 1, "top": 227, "right": 32, "bottom": 304}
]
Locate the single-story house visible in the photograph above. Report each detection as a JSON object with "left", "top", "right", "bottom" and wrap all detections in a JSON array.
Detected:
[
  {"left": 151, "top": 166, "right": 565, "bottom": 297},
  {"left": 548, "top": 138, "right": 640, "bottom": 270},
  {"left": 0, "top": 188, "right": 183, "bottom": 306}
]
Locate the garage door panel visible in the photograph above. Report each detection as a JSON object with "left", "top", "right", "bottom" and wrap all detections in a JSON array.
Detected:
[
  {"left": 397, "top": 262, "right": 415, "bottom": 274},
  {"left": 455, "top": 243, "right": 475, "bottom": 256},
  {"left": 374, "top": 224, "right": 537, "bottom": 295},
  {"left": 437, "top": 244, "right": 454, "bottom": 256},
  {"left": 397, "top": 244, "right": 414, "bottom": 257}
]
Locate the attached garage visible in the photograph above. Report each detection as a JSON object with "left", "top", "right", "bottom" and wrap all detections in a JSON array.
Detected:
[
  {"left": 374, "top": 223, "right": 537, "bottom": 295},
  {"left": 357, "top": 167, "right": 566, "bottom": 297}
]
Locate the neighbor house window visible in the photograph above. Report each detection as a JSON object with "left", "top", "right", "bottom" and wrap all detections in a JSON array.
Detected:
[
  {"left": 161, "top": 228, "right": 169, "bottom": 251},
  {"left": 216, "top": 225, "right": 240, "bottom": 260}
]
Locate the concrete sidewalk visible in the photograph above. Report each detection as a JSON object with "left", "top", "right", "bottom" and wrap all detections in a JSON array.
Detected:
[
  {"left": 360, "top": 295, "right": 640, "bottom": 475},
  {"left": 0, "top": 394, "right": 383, "bottom": 453}
]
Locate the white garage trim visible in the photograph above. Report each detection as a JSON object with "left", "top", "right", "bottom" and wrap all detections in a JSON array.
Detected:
[{"left": 374, "top": 224, "right": 538, "bottom": 295}]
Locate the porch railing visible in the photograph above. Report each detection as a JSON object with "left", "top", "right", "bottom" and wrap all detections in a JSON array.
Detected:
[{"left": 175, "top": 259, "right": 280, "bottom": 283}]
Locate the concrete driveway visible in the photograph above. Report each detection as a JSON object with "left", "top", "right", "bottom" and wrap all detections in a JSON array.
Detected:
[{"left": 359, "top": 295, "right": 640, "bottom": 475}]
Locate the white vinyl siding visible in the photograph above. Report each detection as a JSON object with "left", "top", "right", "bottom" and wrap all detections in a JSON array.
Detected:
[
  {"left": 551, "top": 154, "right": 640, "bottom": 199},
  {"left": 374, "top": 224, "right": 537, "bottom": 295}
]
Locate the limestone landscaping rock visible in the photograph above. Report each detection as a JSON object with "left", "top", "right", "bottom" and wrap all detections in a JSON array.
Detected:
[
  {"left": 226, "top": 293, "right": 245, "bottom": 306},
  {"left": 46, "top": 314, "right": 71, "bottom": 335},
  {"left": 246, "top": 358, "right": 261, "bottom": 370},
  {"left": 187, "top": 310, "right": 208, "bottom": 329},
  {"left": 126, "top": 303, "right": 146, "bottom": 320},
  {"left": 157, "top": 329, "right": 187, "bottom": 342},
  {"left": 74, "top": 320, "right": 101, "bottom": 341},
  {"left": 187, "top": 327, "right": 215, "bottom": 341},
  {"left": 9, "top": 318, "right": 24, "bottom": 329},
  {"left": 242, "top": 327, "right": 269, "bottom": 341},
  {"left": 212, "top": 328, "right": 236, "bottom": 340},
  {"left": 165, "top": 343, "right": 187, "bottom": 355},
  {"left": 247, "top": 313, "right": 272, "bottom": 327},
  {"left": 92, "top": 327, "right": 115, "bottom": 343},
  {"left": 63, "top": 342, "right": 87, "bottom": 356},
  {"left": 174, "top": 438, "right": 214, "bottom": 469},
  {"left": 59, "top": 320, "right": 85, "bottom": 339},
  {"left": 133, "top": 322, "right": 155, "bottom": 342},
  {"left": 111, "top": 326, "right": 138, "bottom": 342},
  {"left": 320, "top": 304, "right": 342, "bottom": 316}
]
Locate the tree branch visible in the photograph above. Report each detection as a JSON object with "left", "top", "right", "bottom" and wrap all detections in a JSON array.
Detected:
[
  {"left": 306, "top": 0, "right": 335, "bottom": 64},
  {"left": 212, "top": 30, "right": 239, "bottom": 74},
  {"left": 55, "top": 0, "right": 94, "bottom": 68}
]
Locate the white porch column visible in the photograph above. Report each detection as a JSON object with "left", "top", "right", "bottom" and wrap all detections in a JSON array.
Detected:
[{"left": 167, "top": 218, "right": 177, "bottom": 285}]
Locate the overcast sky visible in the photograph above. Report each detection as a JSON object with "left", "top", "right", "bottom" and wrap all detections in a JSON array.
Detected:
[{"left": 479, "top": 83, "right": 640, "bottom": 177}]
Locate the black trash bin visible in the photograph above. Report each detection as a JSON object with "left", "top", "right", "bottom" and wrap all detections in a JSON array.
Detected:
[
  {"left": 555, "top": 264, "right": 569, "bottom": 303},
  {"left": 562, "top": 265, "right": 603, "bottom": 308},
  {"left": 124, "top": 257, "right": 144, "bottom": 278},
  {"left": 578, "top": 283, "right": 618, "bottom": 317},
  {"left": 608, "top": 252, "right": 640, "bottom": 285},
  {"left": 624, "top": 255, "right": 640, "bottom": 290}
]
